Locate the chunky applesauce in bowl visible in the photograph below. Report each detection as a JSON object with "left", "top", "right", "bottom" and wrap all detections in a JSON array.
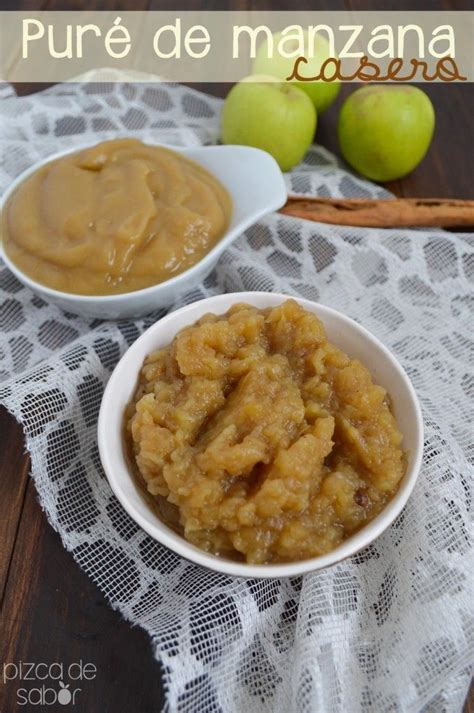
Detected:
[{"left": 124, "top": 298, "right": 411, "bottom": 567}]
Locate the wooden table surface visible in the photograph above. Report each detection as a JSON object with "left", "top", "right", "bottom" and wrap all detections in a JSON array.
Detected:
[{"left": 1, "top": 1, "right": 473, "bottom": 712}]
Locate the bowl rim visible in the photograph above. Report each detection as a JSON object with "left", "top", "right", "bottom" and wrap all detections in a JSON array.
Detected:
[
  {"left": 98, "top": 291, "right": 424, "bottom": 579},
  {"left": 0, "top": 141, "right": 287, "bottom": 305}
]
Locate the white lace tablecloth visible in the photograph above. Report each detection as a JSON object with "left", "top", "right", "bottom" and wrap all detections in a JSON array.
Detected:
[{"left": 0, "top": 73, "right": 472, "bottom": 713}]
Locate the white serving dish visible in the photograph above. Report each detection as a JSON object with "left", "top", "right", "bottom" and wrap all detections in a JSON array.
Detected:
[
  {"left": 0, "top": 144, "right": 287, "bottom": 319},
  {"left": 98, "top": 292, "right": 424, "bottom": 579}
]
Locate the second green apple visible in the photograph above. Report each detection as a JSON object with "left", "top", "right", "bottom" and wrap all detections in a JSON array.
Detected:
[
  {"left": 338, "top": 86, "right": 435, "bottom": 181},
  {"left": 253, "top": 31, "right": 341, "bottom": 114}
]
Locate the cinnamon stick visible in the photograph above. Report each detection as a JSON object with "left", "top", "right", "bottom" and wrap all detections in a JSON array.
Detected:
[{"left": 280, "top": 197, "right": 474, "bottom": 228}]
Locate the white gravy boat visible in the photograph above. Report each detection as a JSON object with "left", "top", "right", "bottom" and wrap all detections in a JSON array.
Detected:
[{"left": 0, "top": 144, "right": 287, "bottom": 319}]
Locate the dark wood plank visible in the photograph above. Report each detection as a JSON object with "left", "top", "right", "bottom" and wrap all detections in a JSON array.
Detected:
[
  {"left": 465, "top": 688, "right": 474, "bottom": 713},
  {"left": 346, "top": 0, "right": 473, "bottom": 8},
  {"left": 1, "top": 0, "right": 48, "bottom": 8},
  {"left": 0, "top": 478, "right": 164, "bottom": 713},
  {"left": 395, "top": 84, "right": 474, "bottom": 199},
  {"left": 0, "top": 407, "right": 30, "bottom": 606},
  {"left": 314, "top": 83, "right": 474, "bottom": 200}
]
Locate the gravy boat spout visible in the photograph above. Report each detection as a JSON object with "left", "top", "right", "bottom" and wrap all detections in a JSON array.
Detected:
[
  {"left": 1, "top": 143, "right": 287, "bottom": 320},
  {"left": 181, "top": 144, "right": 287, "bottom": 237}
]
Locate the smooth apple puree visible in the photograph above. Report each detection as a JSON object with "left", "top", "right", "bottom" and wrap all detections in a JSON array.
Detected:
[
  {"left": 2, "top": 139, "right": 231, "bottom": 296},
  {"left": 126, "top": 300, "right": 406, "bottom": 564}
]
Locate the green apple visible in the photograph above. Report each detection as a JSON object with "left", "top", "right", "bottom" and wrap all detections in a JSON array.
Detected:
[
  {"left": 338, "top": 85, "right": 435, "bottom": 182},
  {"left": 253, "top": 31, "right": 340, "bottom": 114},
  {"left": 221, "top": 75, "right": 317, "bottom": 172}
]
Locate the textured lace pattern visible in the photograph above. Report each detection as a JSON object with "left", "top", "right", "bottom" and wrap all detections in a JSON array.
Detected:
[{"left": 0, "top": 73, "right": 472, "bottom": 713}]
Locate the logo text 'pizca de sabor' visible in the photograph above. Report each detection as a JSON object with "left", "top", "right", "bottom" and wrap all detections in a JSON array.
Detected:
[{"left": 2, "top": 660, "right": 97, "bottom": 707}]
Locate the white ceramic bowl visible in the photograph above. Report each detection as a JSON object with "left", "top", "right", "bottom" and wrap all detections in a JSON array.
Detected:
[
  {"left": 0, "top": 144, "right": 287, "bottom": 319},
  {"left": 98, "top": 292, "right": 424, "bottom": 579}
]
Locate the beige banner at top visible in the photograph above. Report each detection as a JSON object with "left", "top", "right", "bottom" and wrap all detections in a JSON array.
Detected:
[{"left": 1, "top": 11, "right": 473, "bottom": 83}]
